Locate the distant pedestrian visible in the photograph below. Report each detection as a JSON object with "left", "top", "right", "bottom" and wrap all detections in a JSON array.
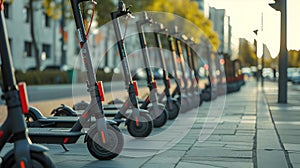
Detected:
[{"left": 273, "top": 68, "right": 276, "bottom": 81}]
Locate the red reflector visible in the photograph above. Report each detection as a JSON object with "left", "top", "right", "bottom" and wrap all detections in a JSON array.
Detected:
[
  {"left": 101, "top": 131, "right": 106, "bottom": 144},
  {"left": 82, "top": 112, "right": 88, "bottom": 119},
  {"left": 18, "top": 82, "right": 29, "bottom": 114},
  {"left": 135, "top": 117, "right": 139, "bottom": 127},
  {"left": 153, "top": 81, "right": 157, "bottom": 89},
  {"left": 167, "top": 79, "right": 171, "bottom": 89},
  {"left": 133, "top": 81, "right": 139, "bottom": 96},
  {"left": 97, "top": 81, "right": 105, "bottom": 102},
  {"left": 63, "top": 137, "right": 69, "bottom": 144},
  {"left": 20, "top": 161, "right": 26, "bottom": 168},
  {"left": 0, "top": 131, "right": 4, "bottom": 138}
]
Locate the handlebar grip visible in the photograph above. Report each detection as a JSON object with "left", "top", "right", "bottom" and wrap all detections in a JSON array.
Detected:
[
  {"left": 118, "top": 1, "right": 126, "bottom": 12},
  {"left": 174, "top": 26, "right": 178, "bottom": 34},
  {"left": 141, "top": 11, "right": 153, "bottom": 24}
]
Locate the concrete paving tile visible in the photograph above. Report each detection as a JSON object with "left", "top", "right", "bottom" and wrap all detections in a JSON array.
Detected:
[
  {"left": 277, "top": 129, "right": 300, "bottom": 136},
  {"left": 146, "top": 156, "right": 181, "bottom": 164},
  {"left": 176, "top": 161, "right": 219, "bottom": 168},
  {"left": 200, "top": 129, "right": 237, "bottom": 135},
  {"left": 182, "top": 156, "right": 252, "bottom": 162},
  {"left": 158, "top": 150, "right": 186, "bottom": 157},
  {"left": 280, "top": 135, "right": 300, "bottom": 144},
  {"left": 186, "top": 160, "right": 253, "bottom": 168},
  {"left": 289, "top": 152, "right": 300, "bottom": 164},
  {"left": 184, "top": 147, "right": 252, "bottom": 158},
  {"left": 142, "top": 163, "right": 176, "bottom": 168},
  {"left": 257, "top": 130, "right": 281, "bottom": 150},
  {"left": 283, "top": 143, "right": 300, "bottom": 151},
  {"left": 55, "top": 157, "right": 149, "bottom": 168},
  {"left": 257, "top": 149, "right": 288, "bottom": 168},
  {"left": 221, "top": 135, "right": 254, "bottom": 142}
]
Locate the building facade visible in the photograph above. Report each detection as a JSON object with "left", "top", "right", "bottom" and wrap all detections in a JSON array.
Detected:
[
  {"left": 208, "top": 7, "right": 232, "bottom": 56},
  {"left": 3, "top": 0, "right": 77, "bottom": 71}
]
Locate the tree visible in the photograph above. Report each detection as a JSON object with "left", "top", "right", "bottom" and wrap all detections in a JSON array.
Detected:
[
  {"left": 29, "top": 0, "right": 41, "bottom": 70},
  {"left": 288, "top": 50, "right": 300, "bottom": 67},
  {"left": 142, "top": 0, "right": 219, "bottom": 50},
  {"left": 238, "top": 38, "right": 256, "bottom": 67}
]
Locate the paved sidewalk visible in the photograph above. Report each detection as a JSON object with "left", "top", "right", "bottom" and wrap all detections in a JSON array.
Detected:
[{"left": 1, "top": 79, "right": 299, "bottom": 167}]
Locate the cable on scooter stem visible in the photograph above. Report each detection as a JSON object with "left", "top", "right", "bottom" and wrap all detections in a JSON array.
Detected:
[{"left": 85, "top": 0, "right": 97, "bottom": 38}]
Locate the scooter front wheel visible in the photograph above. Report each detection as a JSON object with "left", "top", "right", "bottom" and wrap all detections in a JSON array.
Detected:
[
  {"left": 2, "top": 150, "right": 55, "bottom": 168},
  {"left": 87, "top": 124, "right": 124, "bottom": 160},
  {"left": 127, "top": 112, "right": 153, "bottom": 138},
  {"left": 151, "top": 107, "right": 168, "bottom": 128},
  {"left": 166, "top": 100, "right": 180, "bottom": 120}
]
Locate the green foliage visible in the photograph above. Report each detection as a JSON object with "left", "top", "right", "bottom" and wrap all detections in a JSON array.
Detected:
[
  {"left": 42, "top": 0, "right": 218, "bottom": 49},
  {"left": 0, "top": 70, "right": 119, "bottom": 86},
  {"left": 288, "top": 50, "right": 300, "bottom": 67},
  {"left": 15, "top": 70, "right": 69, "bottom": 85},
  {"left": 238, "top": 38, "right": 256, "bottom": 67},
  {"left": 143, "top": 0, "right": 219, "bottom": 50}
]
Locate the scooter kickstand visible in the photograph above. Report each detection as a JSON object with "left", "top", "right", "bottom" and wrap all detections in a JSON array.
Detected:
[{"left": 61, "top": 144, "right": 70, "bottom": 152}]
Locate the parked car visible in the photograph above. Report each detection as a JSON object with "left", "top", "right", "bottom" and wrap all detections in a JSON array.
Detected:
[
  {"left": 291, "top": 69, "right": 300, "bottom": 84},
  {"left": 242, "top": 67, "right": 252, "bottom": 77},
  {"left": 132, "top": 67, "right": 164, "bottom": 80},
  {"left": 288, "top": 67, "right": 298, "bottom": 81},
  {"left": 263, "top": 68, "right": 274, "bottom": 80}
]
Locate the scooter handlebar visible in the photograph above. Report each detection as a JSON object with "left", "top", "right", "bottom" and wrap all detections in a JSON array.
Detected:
[{"left": 112, "top": 1, "right": 134, "bottom": 19}]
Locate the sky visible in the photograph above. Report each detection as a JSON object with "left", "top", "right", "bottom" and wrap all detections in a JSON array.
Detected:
[{"left": 205, "top": 0, "right": 300, "bottom": 58}]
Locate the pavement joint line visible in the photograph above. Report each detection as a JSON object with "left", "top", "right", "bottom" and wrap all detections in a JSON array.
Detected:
[
  {"left": 175, "top": 135, "right": 198, "bottom": 168},
  {"left": 263, "top": 90, "right": 294, "bottom": 168},
  {"left": 253, "top": 82, "right": 258, "bottom": 168},
  {"left": 139, "top": 154, "right": 156, "bottom": 167},
  {"left": 179, "top": 160, "right": 227, "bottom": 168}
]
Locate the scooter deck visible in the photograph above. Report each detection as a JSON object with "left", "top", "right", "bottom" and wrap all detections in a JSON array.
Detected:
[
  {"left": 103, "top": 104, "right": 123, "bottom": 110},
  {"left": 103, "top": 101, "right": 145, "bottom": 110},
  {"left": 28, "top": 128, "right": 84, "bottom": 144},
  {"left": 29, "top": 113, "right": 122, "bottom": 128}
]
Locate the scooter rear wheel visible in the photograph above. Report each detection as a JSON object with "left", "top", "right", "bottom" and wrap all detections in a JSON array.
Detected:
[
  {"left": 87, "top": 124, "right": 124, "bottom": 160},
  {"left": 2, "top": 150, "right": 55, "bottom": 168},
  {"left": 166, "top": 100, "right": 180, "bottom": 120},
  {"left": 127, "top": 112, "right": 153, "bottom": 138}
]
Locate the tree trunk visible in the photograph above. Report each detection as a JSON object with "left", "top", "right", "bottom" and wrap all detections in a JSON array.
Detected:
[{"left": 29, "top": 0, "right": 40, "bottom": 70}]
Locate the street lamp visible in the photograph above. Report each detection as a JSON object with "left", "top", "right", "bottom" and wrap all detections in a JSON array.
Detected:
[
  {"left": 253, "top": 30, "right": 258, "bottom": 82},
  {"left": 269, "top": 0, "right": 288, "bottom": 103}
]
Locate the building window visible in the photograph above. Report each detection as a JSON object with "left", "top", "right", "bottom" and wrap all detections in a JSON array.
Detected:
[
  {"left": 44, "top": 12, "right": 51, "bottom": 27},
  {"left": 42, "top": 44, "right": 51, "bottom": 60},
  {"left": 4, "top": 2, "right": 11, "bottom": 19},
  {"left": 24, "top": 41, "right": 32, "bottom": 57},
  {"left": 23, "top": 6, "right": 30, "bottom": 23}
]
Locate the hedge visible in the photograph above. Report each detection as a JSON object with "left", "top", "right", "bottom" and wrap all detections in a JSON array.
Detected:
[{"left": 0, "top": 70, "right": 122, "bottom": 85}]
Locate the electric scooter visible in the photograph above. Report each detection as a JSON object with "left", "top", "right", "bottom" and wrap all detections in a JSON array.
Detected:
[
  {"left": 66, "top": 11, "right": 170, "bottom": 128},
  {"left": 26, "top": 1, "right": 153, "bottom": 138},
  {"left": 171, "top": 26, "right": 193, "bottom": 111},
  {"left": 153, "top": 22, "right": 180, "bottom": 120},
  {"left": 0, "top": 3, "right": 55, "bottom": 167},
  {"left": 201, "top": 42, "right": 218, "bottom": 101},
  {"left": 182, "top": 36, "right": 202, "bottom": 107},
  {"left": 105, "top": 1, "right": 154, "bottom": 136},
  {"left": 135, "top": 11, "right": 169, "bottom": 128},
  {"left": 26, "top": 0, "right": 124, "bottom": 160},
  {"left": 165, "top": 29, "right": 186, "bottom": 112}
]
